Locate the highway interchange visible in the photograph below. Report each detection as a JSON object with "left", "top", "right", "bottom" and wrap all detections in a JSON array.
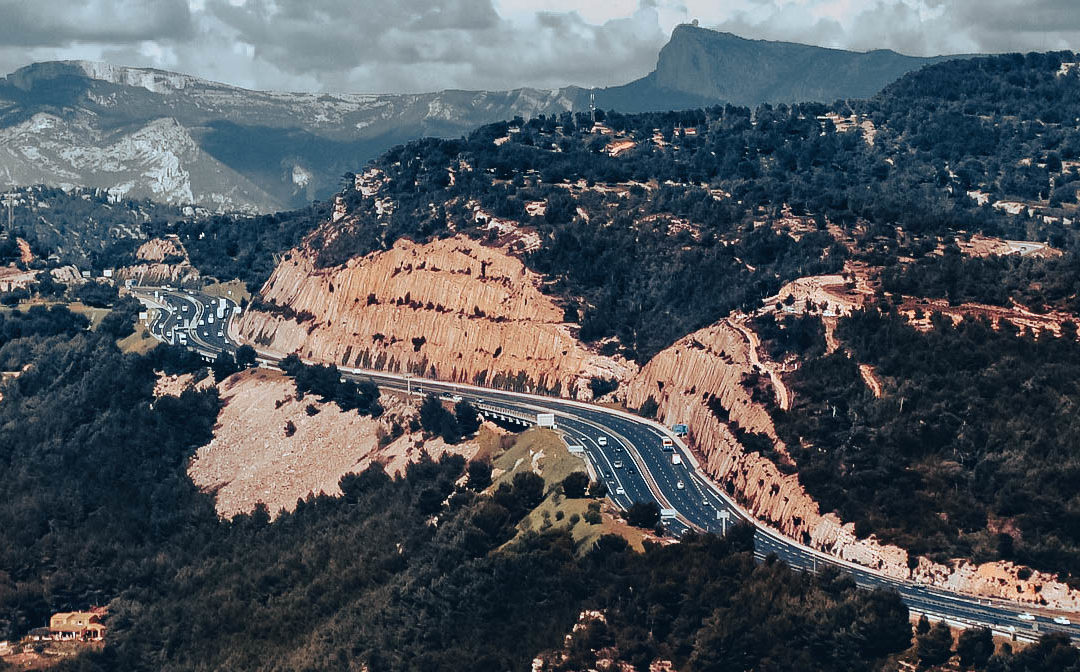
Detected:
[{"left": 134, "top": 286, "right": 1080, "bottom": 643}]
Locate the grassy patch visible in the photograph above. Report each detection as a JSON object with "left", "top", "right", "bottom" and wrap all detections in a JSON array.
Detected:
[
  {"left": 118, "top": 323, "right": 159, "bottom": 354},
  {"left": 2, "top": 300, "right": 110, "bottom": 328},
  {"left": 202, "top": 279, "right": 252, "bottom": 305},
  {"left": 491, "top": 428, "right": 648, "bottom": 553}
]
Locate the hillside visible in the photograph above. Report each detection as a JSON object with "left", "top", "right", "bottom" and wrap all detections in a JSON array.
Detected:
[
  {"left": 0, "top": 60, "right": 580, "bottom": 212},
  {"left": 221, "top": 50, "right": 1080, "bottom": 598},
  {"left": 0, "top": 27, "right": 967, "bottom": 213},
  {"left": 595, "top": 24, "right": 965, "bottom": 111}
]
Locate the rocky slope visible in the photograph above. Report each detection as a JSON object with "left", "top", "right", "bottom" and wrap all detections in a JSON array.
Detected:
[
  {"left": 115, "top": 237, "right": 200, "bottom": 286},
  {"left": 620, "top": 314, "right": 1080, "bottom": 609},
  {"left": 0, "top": 61, "right": 580, "bottom": 212},
  {"left": 238, "top": 235, "right": 632, "bottom": 398},
  {"left": 187, "top": 368, "right": 479, "bottom": 519}
]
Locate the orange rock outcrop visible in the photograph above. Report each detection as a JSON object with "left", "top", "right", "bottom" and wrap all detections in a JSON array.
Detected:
[
  {"left": 238, "top": 235, "right": 632, "bottom": 398},
  {"left": 116, "top": 237, "right": 199, "bottom": 286},
  {"left": 621, "top": 316, "right": 1080, "bottom": 609}
]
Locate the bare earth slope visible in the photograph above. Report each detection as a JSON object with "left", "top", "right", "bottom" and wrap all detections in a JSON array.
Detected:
[
  {"left": 187, "top": 368, "right": 477, "bottom": 518},
  {"left": 238, "top": 235, "right": 633, "bottom": 398}
]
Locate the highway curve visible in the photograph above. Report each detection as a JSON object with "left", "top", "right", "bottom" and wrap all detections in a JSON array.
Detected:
[{"left": 134, "top": 286, "right": 1080, "bottom": 643}]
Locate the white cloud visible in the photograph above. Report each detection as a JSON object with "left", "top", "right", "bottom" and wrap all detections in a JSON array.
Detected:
[{"left": 0, "top": 0, "right": 1073, "bottom": 94}]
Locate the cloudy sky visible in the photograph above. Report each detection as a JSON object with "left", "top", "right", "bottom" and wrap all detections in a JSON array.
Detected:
[{"left": 0, "top": 0, "right": 1075, "bottom": 94}]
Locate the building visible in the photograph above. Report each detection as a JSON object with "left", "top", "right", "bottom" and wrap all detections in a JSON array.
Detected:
[{"left": 48, "top": 611, "right": 106, "bottom": 642}]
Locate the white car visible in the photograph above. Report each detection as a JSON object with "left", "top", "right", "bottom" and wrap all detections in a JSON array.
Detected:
[
  {"left": 613, "top": 461, "right": 623, "bottom": 469},
  {"left": 676, "top": 480, "right": 685, "bottom": 490},
  {"left": 615, "top": 487, "right": 625, "bottom": 495},
  {"left": 597, "top": 436, "right": 607, "bottom": 446},
  {"left": 1018, "top": 613, "right": 1036, "bottom": 622},
  {"left": 1053, "top": 616, "right": 1071, "bottom": 625}
]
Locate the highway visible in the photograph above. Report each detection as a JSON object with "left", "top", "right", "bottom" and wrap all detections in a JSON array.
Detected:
[{"left": 134, "top": 286, "right": 1080, "bottom": 643}]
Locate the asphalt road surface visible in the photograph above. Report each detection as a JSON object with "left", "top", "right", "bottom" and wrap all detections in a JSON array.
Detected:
[{"left": 134, "top": 286, "right": 1079, "bottom": 643}]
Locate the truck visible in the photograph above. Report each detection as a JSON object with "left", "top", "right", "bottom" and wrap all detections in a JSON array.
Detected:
[
  {"left": 672, "top": 454, "right": 682, "bottom": 466},
  {"left": 661, "top": 437, "right": 674, "bottom": 451}
]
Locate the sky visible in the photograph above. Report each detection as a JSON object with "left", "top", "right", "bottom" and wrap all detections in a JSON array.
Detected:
[{"left": 0, "top": 0, "right": 1076, "bottom": 94}]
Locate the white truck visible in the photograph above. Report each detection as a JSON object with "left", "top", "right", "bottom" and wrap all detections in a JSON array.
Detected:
[{"left": 672, "top": 454, "right": 682, "bottom": 466}]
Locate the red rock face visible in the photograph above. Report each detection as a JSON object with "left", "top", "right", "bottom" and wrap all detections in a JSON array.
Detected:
[{"left": 238, "top": 235, "right": 633, "bottom": 398}]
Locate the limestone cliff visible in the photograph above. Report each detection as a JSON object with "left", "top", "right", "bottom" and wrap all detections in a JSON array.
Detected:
[
  {"left": 238, "top": 235, "right": 633, "bottom": 398},
  {"left": 621, "top": 316, "right": 1080, "bottom": 609}
]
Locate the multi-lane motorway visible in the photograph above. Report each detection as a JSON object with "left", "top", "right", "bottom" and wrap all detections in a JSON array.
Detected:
[{"left": 135, "top": 286, "right": 1079, "bottom": 642}]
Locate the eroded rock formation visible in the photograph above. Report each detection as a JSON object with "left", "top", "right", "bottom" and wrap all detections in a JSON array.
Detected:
[
  {"left": 238, "top": 235, "right": 632, "bottom": 398},
  {"left": 621, "top": 316, "right": 1080, "bottom": 609},
  {"left": 115, "top": 237, "right": 200, "bottom": 286}
]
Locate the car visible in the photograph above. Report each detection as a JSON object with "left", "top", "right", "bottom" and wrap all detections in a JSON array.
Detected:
[
  {"left": 703, "top": 499, "right": 710, "bottom": 506},
  {"left": 676, "top": 480, "right": 685, "bottom": 490},
  {"left": 615, "top": 487, "right": 625, "bottom": 495},
  {"left": 1053, "top": 616, "right": 1071, "bottom": 625},
  {"left": 1018, "top": 613, "right": 1036, "bottom": 622},
  {"left": 613, "top": 461, "right": 624, "bottom": 468},
  {"left": 602, "top": 471, "right": 612, "bottom": 479},
  {"left": 627, "top": 467, "right": 636, "bottom": 475},
  {"left": 597, "top": 436, "right": 608, "bottom": 447}
]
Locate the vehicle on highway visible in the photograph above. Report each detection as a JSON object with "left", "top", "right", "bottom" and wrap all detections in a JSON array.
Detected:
[
  {"left": 1053, "top": 616, "right": 1071, "bottom": 625},
  {"left": 597, "top": 436, "right": 607, "bottom": 446},
  {"left": 615, "top": 487, "right": 625, "bottom": 495},
  {"left": 602, "top": 470, "right": 612, "bottom": 479},
  {"left": 676, "top": 480, "right": 685, "bottom": 490},
  {"left": 661, "top": 437, "right": 674, "bottom": 451},
  {"left": 627, "top": 467, "right": 636, "bottom": 475},
  {"left": 613, "top": 461, "right": 623, "bottom": 468},
  {"left": 672, "top": 454, "right": 682, "bottom": 465},
  {"left": 1019, "top": 613, "right": 1036, "bottom": 621}
]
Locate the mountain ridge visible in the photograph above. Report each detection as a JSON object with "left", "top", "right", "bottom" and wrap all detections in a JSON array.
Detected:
[{"left": 0, "top": 26, "right": 975, "bottom": 212}]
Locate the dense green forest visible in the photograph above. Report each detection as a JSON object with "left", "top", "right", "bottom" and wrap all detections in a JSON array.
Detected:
[
  {"left": 882, "top": 245, "right": 1080, "bottom": 313},
  {"left": 772, "top": 308, "right": 1080, "bottom": 580},
  {"left": 0, "top": 311, "right": 926, "bottom": 671},
  {"left": 289, "top": 51, "right": 1080, "bottom": 361}
]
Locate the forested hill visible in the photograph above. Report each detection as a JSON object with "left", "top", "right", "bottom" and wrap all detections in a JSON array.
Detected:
[{"left": 295, "top": 49, "right": 1080, "bottom": 363}]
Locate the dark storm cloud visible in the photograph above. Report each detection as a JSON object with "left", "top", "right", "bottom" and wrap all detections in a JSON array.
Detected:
[{"left": 0, "top": 0, "right": 193, "bottom": 47}]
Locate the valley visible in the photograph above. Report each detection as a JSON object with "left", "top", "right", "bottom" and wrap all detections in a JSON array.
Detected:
[{"left": 1, "top": 22, "right": 1080, "bottom": 672}]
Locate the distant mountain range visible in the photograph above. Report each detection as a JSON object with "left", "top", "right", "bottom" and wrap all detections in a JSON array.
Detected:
[{"left": 0, "top": 26, "right": 972, "bottom": 213}]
